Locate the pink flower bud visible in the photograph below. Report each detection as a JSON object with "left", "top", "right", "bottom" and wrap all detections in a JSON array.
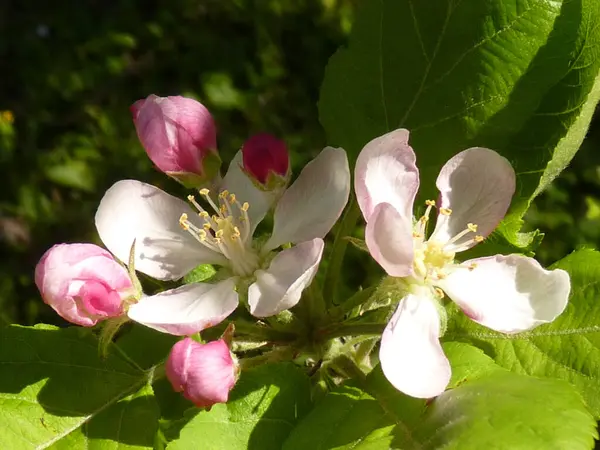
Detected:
[
  {"left": 166, "top": 338, "right": 238, "bottom": 409},
  {"left": 35, "top": 243, "right": 132, "bottom": 326},
  {"left": 131, "top": 95, "right": 221, "bottom": 188},
  {"left": 241, "top": 133, "right": 290, "bottom": 189}
]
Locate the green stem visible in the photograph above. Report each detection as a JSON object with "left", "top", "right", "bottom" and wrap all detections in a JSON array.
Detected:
[
  {"left": 231, "top": 319, "right": 297, "bottom": 342},
  {"left": 323, "top": 196, "right": 361, "bottom": 309},
  {"left": 316, "top": 322, "right": 385, "bottom": 340},
  {"left": 328, "top": 285, "right": 377, "bottom": 320},
  {"left": 354, "top": 338, "right": 378, "bottom": 366},
  {"left": 329, "top": 354, "right": 367, "bottom": 381}
]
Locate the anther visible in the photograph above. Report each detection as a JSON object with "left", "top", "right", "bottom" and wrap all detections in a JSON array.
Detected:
[
  {"left": 242, "top": 202, "right": 249, "bottom": 211},
  {"left": 425, "top": 200, "right": 436, "bottom": 207},
  {"left": 474, "top": 235, "right": 484, "bottom": 242},
  {"left": 199, "top": 188, "right": 210, "bottom": 196},
  {"left": 229, "top": 193, "right": 236, "bottom": 203},
  {"left": 220, "top": 190, "right": 229, "bottom": 199},
  {"left": 440, "top": 208, "right": 452, "bottom": 216},
  {"left": 434, "top": 287, "right": 445, "bottom": 298},
  {"left": 468, "top": 263, "right": 477, "bottom": 271},
  {"left": 199, "top": 211, "right": 209, "bottom": 218},
  {"left": 467, "top": 223, "right": 478, "bottom": 233}
]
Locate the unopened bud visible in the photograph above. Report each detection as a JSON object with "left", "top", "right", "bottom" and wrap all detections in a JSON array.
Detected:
[
  {"left": 35, "top": 243, "right": 132, "bottom": 326},
  {"left": 166, "top": 338, "right": 238, "bottom": 409},
  {"left": 241, "top": 133, "right": 290, "bottom": 191},
  {"left": 131, "top": 94, "right": 221, "bottom": 188}
]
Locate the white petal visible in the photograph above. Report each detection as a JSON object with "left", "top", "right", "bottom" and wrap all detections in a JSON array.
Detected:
[
  {"left": 127, "top": 279, "right": 239, "bottom": 335},
  {"left": 221, "top": 151, "right": 277, "bottom": 234},
  {"left": 354, "top": 129, "right": 419, "bottom": 221},
  {"left": 365, "top": 203, "right": 414, "bottom": 277},
  {"left": 248, "top": 238, "right": 324, "bottom": 317},
  {"left": 95, "top": 180, "right": 226, "bottom": 281},
  {"left": 432, "top": 148, "right": 515, "bottom": 250},
  {"left": 438, "top": 254, "right": 570, "bottom": 334},
  {"left": 263, "top": 147, "right": 350, "bottom": 252},
  {"left": 380, "top": 293, "right": 451, "bottom": 398}
]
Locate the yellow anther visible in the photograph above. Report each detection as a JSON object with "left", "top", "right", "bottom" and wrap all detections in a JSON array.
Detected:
[
  {"left": 198, "top": 229, "right": 207, "bottom": 240},
  {"left": 242, "top": 202, "right": 249, "bottom": 211},
  {"left": 220, "top": 189, "right": 229, "bottom": 198},
  {"left": 212, "top": 215, "right": 219, "bottom": 222},
  {"left": 215, "top": 230, "right": 224, "bottom": 239},
  {"left": 187, "top": 194, "right": 195, "bottom": 202},
  {"left": 474, "top": 235, "right": 484, "bottom": 242},
  {"left": 412, "top": 232, "right": 423, "bottom": 238},
  {"left": 234, "top": 226, "right": 241, "bottom": 236},
  {"left": 440, "top": 208, "right": 452, "bottom": 216},
  {"left": 179, "top": 213, "right": 189, "bottom": 230},
  {"left": 219, "top": 205, "right": 227, "bottom": 214},
  {"left": 434, "top": 287, "right": 445, "bottom": 298},
  {"left": 199, "top": 188, "right": 210, "bottom": 196},
  {"left": 467, "top": 223, "right": 478, "bottom": 233},
  {"left": 468, "top": 263, "right": 478, "bottom": 271},
  {"left": 203, "top": 223, "right": 212, "bottom": 230},
  {"left": 229, "top": 193, "right": 236, "bottom": 203},
  {"left": 419, "top": 215, "right": 429, "bottom": 223},
  {"left": 425, "top": 200, "right": 436, "bottom": 207},
  {"left": 199, "top": 211, "right": 209, "bottom": 218}
]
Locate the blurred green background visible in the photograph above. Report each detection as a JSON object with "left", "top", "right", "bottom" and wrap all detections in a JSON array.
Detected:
[{"left": 1, "top": 0, "right": 598, "bottom": 326}]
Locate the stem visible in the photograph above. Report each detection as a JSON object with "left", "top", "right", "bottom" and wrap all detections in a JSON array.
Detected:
[
  {"left": 328, "top": 285, "right": 377, "bottom": 320},
  {"left": 316, "top": 322, "right": 385, "bottom": 340},
  {"left": 329, "top": 354, "right": 367, "bottom": 381},
  {"left": 323, "top": 196, "right": 361, "bottom": 309},
  {"left": 232, "top": 319, "right": 297, "bottom": 342},
  {"left": 354, "top": 338, "right": 378, "bottom": 366}
]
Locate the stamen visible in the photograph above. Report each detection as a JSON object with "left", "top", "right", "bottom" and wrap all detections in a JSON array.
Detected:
[
  {"left": 445, "top": 223, "right": 479, "bottom": 248},
  {"left": 474, "top": 235, "right": 484, "bottom": 242},
  {"left": 242, "top": 202, "right": 249, "bottom": 212},
  {"left": 434, "top": 287, "right": 445, "bottom": 298},
  {"left": 425, "top": 199, "right": 436, "bottom": 207},
  {"left": 468, "top": 263, "right": 477, "bottom": 271},
  {"left": 179, "top": 213, "right": 189, "bottom": 230},
  {"left": 439, "top": 208, "right": 452, "bottom": 216},
  {"left": 467, "top": 223, "right": 478, "bottom": 233},
  {"left": 199, "top": 188, "right": 223, "bottom": 218}
]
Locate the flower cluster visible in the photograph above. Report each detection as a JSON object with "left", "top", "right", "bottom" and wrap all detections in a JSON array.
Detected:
[{"left": 36, "top": 95, "right": 570, "bottom": 407}]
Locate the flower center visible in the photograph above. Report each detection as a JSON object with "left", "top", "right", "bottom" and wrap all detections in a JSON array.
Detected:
[
  {"left": 178, "top": 188, "right": 259, "bottom": 277},
  {"left": 411, "top": 200, "right": 483, "bottom": 283}
]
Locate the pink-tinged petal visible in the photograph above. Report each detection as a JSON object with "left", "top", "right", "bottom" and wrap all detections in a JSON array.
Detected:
[
  {"left": 263, "top": 147, "right": 350, "bottom": 252},
  {"left": 248, "top": 238, "right": 324, "bottom": 317},
  {"left": 95, "top": 180, "right": 226, "bottom": 281},
  {"left": 127, "top": 279, "right": 239, "bottom": 335},
  {"left": 35, "top": 243, "right": 132, "bottom": 326},
  {"left": 166, "top": 338, "right": 238, "bottom": 408},
  {"left": 132, "top": 95, "right": 219, "bottom": 181},
  {"left": 221, "top": 151, "right": 278, "bottom": 234},
  {"left": 438, "top": 254, "right": 570, "bottom": 334},
  {"left": 432, "top": 148, "right": 515, "bottom": 250},
  {"left": 242, "top": 133, "right": 290, "bottom": 185},
  {"left": 380, "top": 293, "right": 451, "bottom": 398},
  {"left": 355, "top": 129, "right": 419, "bottom": 221},
  {"left": 365, "top": 203, "right": 414, "bottom": 277}
]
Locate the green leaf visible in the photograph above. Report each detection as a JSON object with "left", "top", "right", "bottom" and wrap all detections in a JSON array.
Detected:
[
  {"left": 0, "top": 324, "right": 157, "bottom": 449},
  {"left": 182, "top": 264, "right": 217, "bottom": 284},
  {"left": 445, "top": 248, "right": 600, "bottom": 418},
  {"left": 442, "top": 341, "right": 502, "bottom": 389},
  {"left": 284, "top": 367, "right": 597, "bottom": 449},
  {"left": 45, "top": 160, "right": 96, "bottom": 192},
  {"left": 319, "top": 0, "right": 600, "bottom": 247},
  {"left": 165, "top": 363, "right": 312, "bottom": 450}
]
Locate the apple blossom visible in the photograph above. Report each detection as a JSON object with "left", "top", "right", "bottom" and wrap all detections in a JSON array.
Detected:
[
  {"left": 241, "top": 133, "right": 290, "bottom": 190},
  {"left": 35, "top": 243, "right": 133, "bottom": 326},
  {"left": 166, "top": 338, "right": 238, "bottom": 409},
  {"left": 95, "top": 146, "right": 350, "bottom": 335},
  {"left": 355, "top": 129, "right": 570, "bottom": 399},
  {"left": 131, "top": 94, "right": 221, "bottom": 188}
]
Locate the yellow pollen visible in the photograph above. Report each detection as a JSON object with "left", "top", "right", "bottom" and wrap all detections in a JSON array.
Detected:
[
  {"left": 203, "top": 223, "right": 211, "bottom": 230},
  {"left": 212, "top": 215, "right": 219, "bottom": 222},
  {"left": 229, "top": 193, "right": 236, "bottom": 203},
  {"left": 425, "top": 199, "right": 436, "bottom": 207},
  {"left": 215, "top": 230, "right": 224, "bottom": 239},
  {"left": 198, "top": 229, "right": 207, "bottom": 240},
  {"left": 179, "top": 213, "right": 189, "bottom": 229},
  {"left": 474, "top": 235, "right": 484, "bottom": 242},
  {"left": 419, "top": 215, "right": 429, "bottom": 223},
  {"left": 220, "top": 190, "right": 229, "bottom": 198},
  {"left": 187, "top": 194, "right": 195, "bottom": 202},
  {"left": 199, "top": 211, "right": 209, "bottom": 218},
  {"left": 242, "top": 202, "right": 249, "bottom": 211},
  {"left": 467, "top": 223, "right": 478, "bottom": 233},
  {"left": 199, "top": 188, "right": 210, "bottom": 196},
  {"left": 219, "top": 205, "right": 227, "bottom": 214},
  {"left": 434, "top": 287, "right": 445, "bottom": 298},
  {"left": 440, "top": 208, "right": 452, "bottom": 216}
]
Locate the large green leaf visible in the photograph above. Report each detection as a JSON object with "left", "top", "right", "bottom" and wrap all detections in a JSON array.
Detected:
[
  {"left": 0, "top": 324, "right": 158, "bottom": 449},
  {"left": 319, "top": 0, "right": 600, "bottom": 246},
  {"left": 283, "top": 366, "right": 597, "bottom": 449},
  {"left": 445, "top": 248, "right": 600, "bottom": 419},
  {"left": 165, "top": 363, "right": 312, "bottom": 450}
]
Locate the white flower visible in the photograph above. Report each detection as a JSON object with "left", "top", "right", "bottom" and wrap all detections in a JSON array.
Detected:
[
  {"left": 95, "top": 147, "right": 350, "bottom": 335},
  {"left": 355, "top": 129, "right": 570, "bottom": 399}
]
